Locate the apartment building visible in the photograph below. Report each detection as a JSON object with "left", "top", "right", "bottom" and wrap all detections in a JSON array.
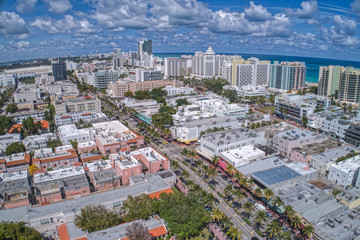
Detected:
[
  {"left": 328, "top": 155, "right": 360, "bottom": 187},
  {"left": 54, "top": 96, "right": 101, "bottom": 114},
  {"left": 107, "top": 80, "right": 182, "bottom": 97},
  {"left": 269, "top": 61, "right": 306, "bottom": 90},
  {"left": 0, "top": 171, "right": 30, "bottom": 209},
  {"left": 58, "top": 124, "right": 96, "bottom": 145},
  {"left": 55, "top": 111, "right": 107, "bottom": 125},
  {"left": 33, "top": 148, "right": 79, "bottom": 170}
]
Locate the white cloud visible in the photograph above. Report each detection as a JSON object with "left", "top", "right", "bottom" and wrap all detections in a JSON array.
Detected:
[
  {"left": 10, "top": 40, "right": 30, "bottom": 49},
  {"left": 16, "top": 0, "right": 37, "bottom": 13},
  {"left": 0, "top": 12, "right": 29, "bottom": 35},
  {"left": 287, "top": 0, "right": 318, "bottom": 19},
  {"left": 351, "top": 0, "right": 360, "bottom": 15},
  {"left": 244, "top": 1, "right": 272, "bottom": 22},
  {"left": 42, "top": 0, "right": 72, "bottom": 13},
  {"left": 30, "top": 15, "right": 97, "bottom": 34}
]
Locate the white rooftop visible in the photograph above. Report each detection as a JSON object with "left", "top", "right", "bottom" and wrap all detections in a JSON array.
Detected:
[
  {"left": 110, "top": 153, "right": 140, "bottom": 170},
  {"left": 330, "top": 155, "right": 360, "bottom": 173},
  {"left": 130, "top": 147, "right": 166, "bottom": 162},
  {"left": 55, "top": 145, "right": 73, "bottom": 153},
  {"left": 0, "top": 170, "right": 28, "bottom": 182},
  {"left": 220, "top": 145, "right": 265, "bottom": 167},
  {"left": 33, "top": 166, "right": 85, "bottom": 183},
  {"left": 92, "top": 120, "right": 129, "bottom": 135},
  {"left": 286, "top": 162, "right": 318, "bottom": 176},
  {"left": 34, "top": 148, "right": 53, "bottom": 158},
  {"left": 78, "top": 141, "right": 96, "bottom": 148},
  {"left": 58, "top": 124, "right": 93, "bottom": 138},
  {"left": 4, "top": 152, "right": 27, "bottom": 162},
  {"left": 86, "top": 160, "right": 112, "bottom": 172}
]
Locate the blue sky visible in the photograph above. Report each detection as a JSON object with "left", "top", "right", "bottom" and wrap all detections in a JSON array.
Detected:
[{"left": 1, "top": 0, "right": 360, "bottom": 62}]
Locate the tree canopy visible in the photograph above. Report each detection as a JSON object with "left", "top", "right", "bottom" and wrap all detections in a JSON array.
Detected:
[
  {"left": 6, "top": 142, "right": 26, "bottom": 156},
  {"left": 222, "top": 89, "right": 238, "bottom": 102},
  {"left": 151, "top": 113, "right": 173, "bottom": 128},
  {"left": 0, "top": 116, "right": 13, "bottom": 135},
  {"left": 176, "top": 98, "right": 190, "bottom": 107},
  {"left": 159, "top": 105, "right": 176, "bottom": 115},
  {"left": 125, "top": 222, "right": 152, "bottom": 240},
  {"left": 124, "top": 91, "right": 134, "bottom": 98},
  {"left": 6, "top": 103, "right": 18, "bottom": 114},
  {"left": 74, "top": 205, "right": 122, "bottom": 233},
  {"left": 0, "top": 221, "right": 42, "bottom": 240}
]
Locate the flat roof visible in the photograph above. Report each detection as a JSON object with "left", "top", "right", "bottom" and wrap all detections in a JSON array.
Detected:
[
  {"left": 181, "top": 115, "right": 236, "bottom": 128},
  {"left": 202, "top": 128, "right": 262, "bottom": 147},
  {"left": 0, "top": 171, "right": 28, "bottom": 182},
  {"left": 292, "top": 139, "right": 342, "bottom": 155},
  {"left": 275, "top": 127, "right": 322, "bottom": 141},
  {"left": 312, "top": 145, "right": 359, "bottom": 164},
  {"left": 252, "top": 165, "right": 301, "bottom": 187},
  {"left": 236, "top": 156, "right": 286, "bottom": 176},
  {"left": 130, "top": 147, "right": 166, "bottom": 162},
  {"left": 34, "top": 167, "right": 85, "bottom": 183},
  {"left": 220, "top": 145, "right": 265, "bottom": 166}
]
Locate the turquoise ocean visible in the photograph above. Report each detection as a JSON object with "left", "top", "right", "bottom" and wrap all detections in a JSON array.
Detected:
[{"left": 154, "top": 53, "right": 360, "bottom": 84}]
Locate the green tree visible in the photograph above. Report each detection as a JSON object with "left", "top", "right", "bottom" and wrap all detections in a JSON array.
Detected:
[
  {"left": 47, "top": 139, "right": 62, "bottom": 149},
  {"left": 70, "top": 140, "right": 78, "bottom": 150},
  {"left": 302, "top": 116, "right": 308, "bottom": 127},
  {"left": 151, "top": 113, "right": 173, "bottom": 128},
  {"left": 212, "top": 155, "right": 219, "bottom": 165},
  {"left": 0, "top": 116, "right": 14, "bottom": 135},
  {"left": 122, "top": 194, "right": 154, "bottom": 222},
  {"left": 150, "top": 88, "right": 167, "bottom": 99},
  {"left": 159, "top": 105, "right": 176, "bottom": 114},
  {"left": 226, "top": 227, "right": 243, "bottom": 240},
  {"left": 0, "top": 221, "right": 42, "bottom": 240},
  {"left": 291, "top": 215, "right": 302, "bottom": 230},
  {"left": 6, "top": 103, "right": 18, "bottom": 114},
  {"left": 302, "top": 224, "right": 314, "bottom": 238},
  {"left": 255, "top": 211, "right": 268, "bottom": 229},
  {"left": 222, "top": 89, "right": 237, "bottom": 102},
  {"left": 135, "top": 90, "right": 150, "bottom": 100},
  {"left": 265, "top": 220, "right": 281, "bottom": 238},
  {"left": 74, "top": 205, "right": 122, "bottom": 232},
  {"left": 22, "top": 117, "right": 41, "bottom": 135},
  {"left": 248, "top": 108, "right": 254, "bottom": 114},
  {"left": 6, "top": 142, "right": 26, "bottom": 155},
  {"left": 243, "top": 202, "right": 254, "bottom": 218},
  {"left": 264, "top": 188, "right": 274, "bottom": 204},
  {"left": 211, "top": 208, "right": 224, "bottom": 223},
  {"left": 124, "top": 91, "right": 134, "bottom": 98},
  {"left": 176, "top": 98, "right": 190, "bottom": 107}
]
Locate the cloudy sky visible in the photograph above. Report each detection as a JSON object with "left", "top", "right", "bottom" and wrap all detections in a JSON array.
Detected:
[{"left": 1, "top": 0, "right": 360, "bottom": 62}]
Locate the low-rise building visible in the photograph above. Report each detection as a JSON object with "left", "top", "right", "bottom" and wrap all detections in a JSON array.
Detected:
[
  {"left": 290, "top": 138, "right": 342, "bottom": 163},
  {"left": 14, "top": 84, "right": 41, "bottom": 103},
  {"left": 77, "top": 141, "right": 97, "bottom": 154},
  {"left": 224, "top": 85, "right": 266, "bottom": 97},
  {"left": 198, "top": 128, "right": 265, "bottom": 158},
  {"left": 273, "top": 127, "right": 327, "bottom": 157},
  {"left": 33, "top": 166, "right": 90, "bottom": 204},
  {"left": 275, "top": 93, "right": 330, "bottom": 124},
  {"left": 310, "top": 145, "right": 359, "bottom": 176},
  {"left": 58, "top": 124, "right": 96, "bottom": 145},
  {"left": 0, "top": 171, "right": 30, "bottom": 209},
  {"left": 79, "top": 152, "right": 103, "bottom": 163},
  {"left": 328, "top": 155, "right": 360, "bottom": 187},
  {"left": 54, "top": 111, "right": 107, "bottom": 126},
  {"left": 33, "top": 148, "right": 79, "bottom": 170},
  {"left": 129, "top": 147, "right": 170, "bottom": 174},
  {"left": 219, "top": 145, "right": 265, "bottom": 168},
  {"left": 172, "top": 116, "right": 240, "bottom": 144},
  {"left": 54, "top": 96, "right": 101, "bottom": 114},
  {"left": 93, "top": 121, "right": 144, "bottom": 156},
  {"left": 108, "top": 80, "right": 183, "bottom": 98},
  {"left": 345, "top": 123, "right": 360, "bottom": 147},
  {"left": 22, "top": 133, "right": 56, "bottom": 151},
  {"left": 1, "top": 153, "right": 31, "bottom": 173},
  {"left": 163, "top": 86, "right": 195, "bottom": 96},
  {"left": 86, "top": 160, "right": 121, "bottom": 191},
  {"left": 111, "top": 153, "right": 142, "bottom": 185},
  {"left": 0, "top": 133, "right": 21, "bottom": 153},
  {"left": 336, "top": 189, "right": 360, "bottom": 209},
  {"left": 7, "top": 109, "right": 46, "bottom": 123},
  {"left": 0, "top": 73, "right": 16, "bottom": 87}
]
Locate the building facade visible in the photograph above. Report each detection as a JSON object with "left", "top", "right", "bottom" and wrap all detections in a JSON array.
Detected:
[
  {"left": 95, "top": 70, "right": 119, "bottom": 89},
  {"left": 269, "top": 61, "right": 306, "bottom": 90},
  {"left": 339, "top": 67, "right": 360, "bottom": 104},
  {"left": 317, "top": 65, "right": 341, "bottom": 97}
]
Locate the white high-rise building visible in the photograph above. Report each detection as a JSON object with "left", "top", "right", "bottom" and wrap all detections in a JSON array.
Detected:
[
  {"left": 164, "top": 57, "right": 192, "bottom": 79},
  {"left": 231, "top": 58, "right": 270, "bottom": 87},
  {"left": 192, "top": 46, "right": 241, "bottom": 78},
  {"left": 0, "top": 73, "right": 16, "bottom": 87}
]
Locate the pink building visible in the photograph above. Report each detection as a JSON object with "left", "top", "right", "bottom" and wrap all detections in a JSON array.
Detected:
[
  {"left": 93, "top": 121, "right": 144, "bottom": 156},
  {"left": 111, "top": 153, "right": 142, "bottom": 185},
  {"left": 78, "top": 141, "right": 97, "bottom": 154},
  {"left": 86, "top": 160, "right": 121, "bottom": 191},
  {"left": 80, "top": 152, "right": 103, "bottom": 163},
  {"left": 33, "top": 149, "right": 79, "bottom": 170},
  {"left": 82, "top": 63, "right": 96, "bottom": 73},
  {"left": 273, "top": 128, "right": 327, "bottom": 158},
  {"left": 290, "top": 139, "right": 342, "bottom": 163},
  {"left": 34, "top": 166, "right": 90, "bottom": 205},
  {"left": 130, "top": 147, "right": 170, "bottom": 174}
]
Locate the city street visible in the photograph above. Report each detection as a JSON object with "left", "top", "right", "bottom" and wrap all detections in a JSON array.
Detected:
[{"left": 100, "top": 97, "right": 260, "bottom": 239}]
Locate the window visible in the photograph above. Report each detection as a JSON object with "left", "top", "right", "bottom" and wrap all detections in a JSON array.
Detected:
[{"left": 113, "top": 201, "right": 122, "bottom": 208}]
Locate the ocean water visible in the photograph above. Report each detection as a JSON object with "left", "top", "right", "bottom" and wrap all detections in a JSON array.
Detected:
[{"left": 154, "top": 53, "right": 360, "bottom": 83}]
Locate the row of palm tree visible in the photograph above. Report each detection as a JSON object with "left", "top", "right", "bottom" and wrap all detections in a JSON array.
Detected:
[
  {"left": 211, "top": 209, "right": 244, "bottom": 240},
  {"left": 208, "top": 155, "right": 315, "bottom": 239}
]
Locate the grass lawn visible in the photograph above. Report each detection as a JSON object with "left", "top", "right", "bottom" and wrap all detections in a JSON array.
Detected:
[
  {"left": 190, "top": 228, "right": 212, "bottom": 240},
  {"left": 258, "top": 106, "right": 276, "bottom": 114}
]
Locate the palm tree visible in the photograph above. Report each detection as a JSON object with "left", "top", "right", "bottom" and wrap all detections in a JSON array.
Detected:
[
  {"left": 208, "top": 167, "right": 217, "bottom": 184},
  {"left": 264, "top": 188, "right": 274, "bottom": 204},
  {"left": 226, "top": 164, "right": 235, "bottom": 176},
  {"left": 195, "top": 160, "right": 202, "bottom": 171},
  {"left": 227, "top": 227, "right": 243, "bottom": 240},
  {"left": 211, "top": 209, "right": 224, "bottom": 223},
  {"left": 163, "top": 128, "right": 171, "bottom": 138},
  {"left": 291, "top": 215, "right": 302, "bottom": 230},
  {"left": 272, "top": 196, "right": 284, "bottom": 211},
  {"left": 302, "top": 225, "right": 314, "bottom": 239},
  {"left": 201, "top": 164, "right": 209, "bottom": 178},
  {"left": 171, "top": 160, "right": 179, "bottom": 171},
  {"left": 187, "top": 150, "right": 197, "bottom": 163},
  {"left": 265, "top": 220, "right": 281, "bottom": 239},
  {"left": 181, "top": 148, "right": 189, "bottom": 157},
  {"left": 255, "top": 211, "right": 268, "bottom": 229},
  {"left": 181, "top": 170, "right": 189, "bottom": 180},
  {"left": 284, "top": 205, "right": 295, "bottom": 220},
  {"left": 233, "top": 171, "right": 242, "bottom": 183},
  {"left": 212, "top": 155, "right": 219, "bottom": 166},
  {"left": 243, "top": 202, "right": 254, "bottom": 218},
  {"left": 280, "top": 230, "right": 293, "bottom": 240},
  {"left": 254, "top": 188, "right": 263, "bottom": 199},
  {"left": 224, "top": 185, "right": 233, "bottom": 199},
  {"left": 233, "top": 189, "right": 244, "bottom": 205},
  {"left": 239, "top": 177, "right": 248, "bottom": 190},
  {"left": 221, "top": 216, "right": 234, "bottom": 231}
]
